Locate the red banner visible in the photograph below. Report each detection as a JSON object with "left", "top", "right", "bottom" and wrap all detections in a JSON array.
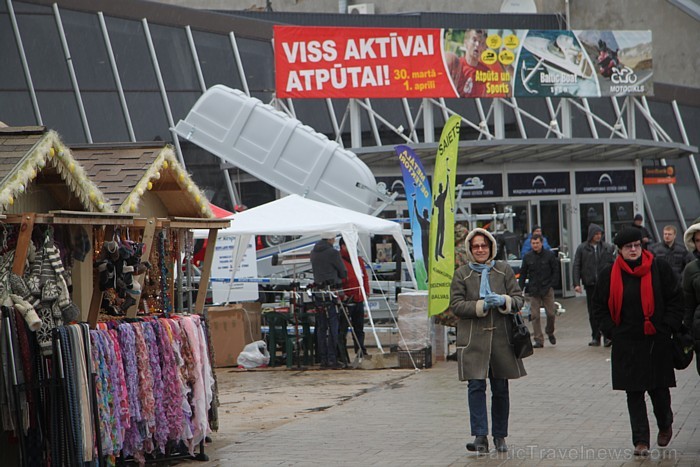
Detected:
[{"left": 274, "top": 25, "right": 457, "bottom": 99}]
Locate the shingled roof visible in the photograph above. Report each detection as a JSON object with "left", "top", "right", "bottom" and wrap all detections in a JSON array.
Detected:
[
  {"left": 70, "top": 144, "right": 214, "bottom": 218},
  {"left": 0, "top": 126, "right": 111, "bottom": 213}
]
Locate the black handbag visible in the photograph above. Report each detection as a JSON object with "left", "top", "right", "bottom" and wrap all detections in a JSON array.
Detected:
[
  {"left": 512, "top": 312, "right": 534, "bottom": 359},
  {"left": 671, "top": 324, "right": 694, "bottom": 370}
]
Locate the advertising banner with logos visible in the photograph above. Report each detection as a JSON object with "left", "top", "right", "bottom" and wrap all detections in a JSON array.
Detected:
[
  {"left": 458, "top": 173, "right": 503, "bottom": 198},
  {"left": 643, "top": 166, "right": 676, "bottom": 185},
  {"left": 274, "top": 26, "right": 652, "bottom": 99},
  {"left": 575, "top": 170, "right": 636, "bottom": 193},
  {"left": 507, "top": 172, "right": 570, "bottom": 197}
]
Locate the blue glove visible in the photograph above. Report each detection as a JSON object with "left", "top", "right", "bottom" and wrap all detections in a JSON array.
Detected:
[{"left": 484, "top": 293, "right": 506, "bottom": 308}]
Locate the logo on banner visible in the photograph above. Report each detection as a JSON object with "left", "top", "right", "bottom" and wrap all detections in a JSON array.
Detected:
[
  {"left": 463, "top": 176, "right": 485, "bottom": 189},
  {"left": 532, "top": 175, "right": 547, "bottom": 187}
]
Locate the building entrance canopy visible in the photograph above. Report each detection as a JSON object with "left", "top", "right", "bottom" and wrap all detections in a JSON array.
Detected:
[{"left": 354, "top": 138, "right": 697, "bottom": 169}]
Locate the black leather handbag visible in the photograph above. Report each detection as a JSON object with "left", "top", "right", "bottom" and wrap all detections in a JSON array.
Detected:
[
  {"left": 671, "top": 324, "right": 694, "bottom": 370},
  {"left": 512, "top": 312, "right": 534, "bottom": 359}
]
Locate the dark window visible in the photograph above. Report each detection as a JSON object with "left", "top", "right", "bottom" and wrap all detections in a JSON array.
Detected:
[
  {"left": 149, "top": 23, "right": 199, "bottom": 91},
  {"left": 125, "top": 91, "right": 169, "bottom": 142},
  {"left": 238, "top": 37, "right": 274, "bottom": 93},
  {"left": 15, "top": 6, "right": 71, "bottom": 90},
  {"left": 36, "top": 91, "right": 85, "bottom": 142},
  {"left": 105, "top": 17, "right": 158, "bottom": 91},
  {"left": 0, "top": 91, "right": 36, "bottom": 126},
  {"left": 11, "top": 2, "right": 48, "bottom": 14},
  {"left": 82, "top": 92, "right": 130, "bottom": 142},
  {"left": 192, "top": 30, "right": 243, "bottom": 90},
  {"left": 61, "top": 9, "right": 116, "bottom": 91},
  {"left": 0, "top": 12, "right": 27, "bottom": 88}
]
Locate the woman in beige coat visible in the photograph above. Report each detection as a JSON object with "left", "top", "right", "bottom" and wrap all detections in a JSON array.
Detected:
[{"left": 450, "top": 228, "right": 526, "bottom": 454}]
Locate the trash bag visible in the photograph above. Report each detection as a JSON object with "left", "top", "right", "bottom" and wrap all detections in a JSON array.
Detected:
[{"left": 237, "top": 340, "right": 270, "bottom": 369}]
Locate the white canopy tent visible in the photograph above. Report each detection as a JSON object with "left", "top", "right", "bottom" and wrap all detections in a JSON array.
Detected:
[{"left": 228, "top": 194, "right": 418, "bottom": 352}]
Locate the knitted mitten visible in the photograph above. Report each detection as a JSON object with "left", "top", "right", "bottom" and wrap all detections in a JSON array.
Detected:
[
  {"left": 10, "top": 293, "right": 42, "bottom": 331},
  {"left": 9, "top": 273, "right": 40, "bottom": 309}
]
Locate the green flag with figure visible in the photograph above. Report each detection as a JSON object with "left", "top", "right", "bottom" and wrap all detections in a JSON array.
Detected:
[{"left": 428, "top": 114, "right": 461, "bottom": 316}]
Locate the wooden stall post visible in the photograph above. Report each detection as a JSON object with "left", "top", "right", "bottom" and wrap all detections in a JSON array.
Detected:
[
  {"left": 73, "top": 226, "right": 94, "bottom": 321},
  {"left": 11, "top": 213, "right": 36, "bottom": 275}
]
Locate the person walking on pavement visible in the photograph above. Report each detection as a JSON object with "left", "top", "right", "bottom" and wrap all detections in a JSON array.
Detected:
[
  {"left": 592, "top": 227, "right": 683, "bottom": 457},
  {"left": 338, "top": 237, "right": 370, "bottom": 358},
  {"left": 518, "top": 234, "right": 560, "bottom": 348},
  {"left": 631, "top": 213, "right": 653, "bottom": 249},
  {"left": 449, "top": 228, "right": 526, "bottom": 454},
  {"left": 310, "top": 232, "right": 347, "bottom": 369},
  {"left": 681, "top": 219, "right": 700, "bottom": 375},
  {"left": 573, "top": 223, "right": 615, "bottom": 346},
  {"left": 649, "top": 225, "right": 694, "bottom": 280}
]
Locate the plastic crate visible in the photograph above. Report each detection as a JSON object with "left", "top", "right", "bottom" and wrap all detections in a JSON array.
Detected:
[{"left": 398, "top": 346, "right": 432, "bottom": 369}]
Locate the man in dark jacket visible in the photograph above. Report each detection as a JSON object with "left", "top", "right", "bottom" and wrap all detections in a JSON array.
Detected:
[
  {"left": 592, "top": 227, "right": 683, "bottom": 456},
  {"left": 519, "top": 234, "right": 559, "bottom": 348},
  {"left": 573, "top": 223, "right": 615, "bottom": 346},
  {"left": 310, "top": 232, "right": 347, "bottom": 368},
  {"left": 649, "top": 225, "right": 693, "bottom": 280}
]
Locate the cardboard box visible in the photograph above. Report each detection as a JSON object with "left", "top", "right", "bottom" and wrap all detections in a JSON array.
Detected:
[{"left": 208, "top": 303, "right": 262, "bottom": 368}]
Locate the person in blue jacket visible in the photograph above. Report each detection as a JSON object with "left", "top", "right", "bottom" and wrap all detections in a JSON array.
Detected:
[{"left": 520, "top": 225, "right": 551, "bottom": 258}]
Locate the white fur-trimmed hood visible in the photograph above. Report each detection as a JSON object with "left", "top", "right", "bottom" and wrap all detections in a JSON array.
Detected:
[
  {"left": 684, "top": 222, "right": 700, "bottom": 252},
  {"left": 464, "top": 228, "right": 497, "bottom": 263}
]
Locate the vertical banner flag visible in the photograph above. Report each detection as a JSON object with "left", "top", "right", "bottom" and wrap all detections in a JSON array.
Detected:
[
  {"left": 428, "top": 115, "right": 461, "bottom": 316},
  {"left": 395, "top": 145, "right": 432, "bottom": 290}
]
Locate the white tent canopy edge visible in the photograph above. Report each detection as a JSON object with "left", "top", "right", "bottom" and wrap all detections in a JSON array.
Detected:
[{"left": 227, "top": 194, "right": 419, "bottom": 353}]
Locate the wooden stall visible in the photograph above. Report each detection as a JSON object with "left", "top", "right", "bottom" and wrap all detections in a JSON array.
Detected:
[
  {"left": 70, "top": 142, "right": 230, "bottom": 325},
  {"left": 0, "top": 127, "right": 227, "bottom": 465}
]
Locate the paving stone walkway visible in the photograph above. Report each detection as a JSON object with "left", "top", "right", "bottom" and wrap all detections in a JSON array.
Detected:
[{"left": 190, "top": 296, "right": 700, "bottom": 466}]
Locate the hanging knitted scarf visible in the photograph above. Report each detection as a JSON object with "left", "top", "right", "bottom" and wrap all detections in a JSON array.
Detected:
[
  {"left": 608, "top": 249, "right": 656, "bottom": 335},
  {"left": 468, "top": 261, "right": 495, "bottom": 298}
]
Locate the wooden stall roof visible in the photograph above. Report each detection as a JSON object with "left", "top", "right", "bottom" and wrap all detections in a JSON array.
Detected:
[
  {"left": 0, "top": 126, "right": 112, "bottom": 213},
  {"left": 70, "top": 143, "right": 215, "bottom": 218}
]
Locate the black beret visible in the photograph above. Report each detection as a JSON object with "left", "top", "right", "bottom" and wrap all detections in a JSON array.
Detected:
[{"left": 614, "top": 227, "right": 642, "bottom": 248}]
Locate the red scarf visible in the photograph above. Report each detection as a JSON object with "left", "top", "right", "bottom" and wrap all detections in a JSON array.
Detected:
[{"left": 608, "top": 249, "right": 656, "bottom": 335}]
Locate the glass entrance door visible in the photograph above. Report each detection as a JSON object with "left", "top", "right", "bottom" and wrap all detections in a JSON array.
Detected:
[
  {"left": 609, "top": 201, "right": 635, "bottom": 241},
  {"left": 579, "top": 202, "right": 605, "bottom": 243},
  {"left": 539, "top": 200, "right": 561, "bottom": 251},
  {"left": 579, "top": 200, "right": 635, "bottom": 245}
]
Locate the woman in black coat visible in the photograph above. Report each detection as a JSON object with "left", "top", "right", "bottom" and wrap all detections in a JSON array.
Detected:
[{"left": 592, "top": 227, "right": 684, "bottom": 456}]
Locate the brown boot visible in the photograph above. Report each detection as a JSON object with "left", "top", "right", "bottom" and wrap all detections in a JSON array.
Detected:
[
  {"left": 633, "top": 443, "right": 649, "bottom": 456},
  {"left": 657, "top": 426, "right": 672, "bottom": 447}
]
